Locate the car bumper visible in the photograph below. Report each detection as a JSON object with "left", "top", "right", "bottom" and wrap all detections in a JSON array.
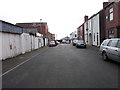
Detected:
[{"left": 76, "top": 45, "right": 86, "bottom": 48}]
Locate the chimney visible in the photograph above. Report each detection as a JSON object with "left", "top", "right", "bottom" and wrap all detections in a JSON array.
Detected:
[
  {"left": 103, "top": 2, "right": 109, "bottom": 8},
  {"left": 84, "top": 15, "right": 88, "bottom": 22}
]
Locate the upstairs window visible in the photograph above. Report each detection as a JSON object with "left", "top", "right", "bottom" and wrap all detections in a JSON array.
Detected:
[{"left": 109, "top": 8, "right": 113, "bottom": 21}]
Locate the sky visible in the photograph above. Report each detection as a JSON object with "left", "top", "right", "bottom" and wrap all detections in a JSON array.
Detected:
[{"left": 0, "top": 0, "right": 108, "bottom": 39}]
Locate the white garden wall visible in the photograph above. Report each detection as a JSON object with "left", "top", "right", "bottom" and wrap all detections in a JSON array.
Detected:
[
  {"left": 45, "top": 38, "right": 48, "bottom": 46},
  {"left": 21, "top": 33, "right": 31, "bottom": 54},
  {"left": 0, "top": 32, "right": 44, "bottom": 60},
  {"left": 0, "top": 32, "right": 2, "bottom": 60},
  {"left": 2, "top": 32, "right": 22, "bottom": 60}
]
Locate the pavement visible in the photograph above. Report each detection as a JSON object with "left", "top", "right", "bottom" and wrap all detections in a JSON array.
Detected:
[
  {"left": 87, "top": 45, "right": 99, "bottom": 51},
  {"left": 2, "top": 47, "right": 48, "bottom": 74}
]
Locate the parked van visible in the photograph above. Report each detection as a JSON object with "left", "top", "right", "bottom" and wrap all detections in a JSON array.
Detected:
[{"left": 100, "top": 38, "right": 120, "bottom": 62}]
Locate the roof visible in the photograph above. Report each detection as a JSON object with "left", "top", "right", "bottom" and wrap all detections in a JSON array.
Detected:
[
  {"left": 0, "top": 20, "right": 23, "bottom": 28},
  {"left": 88, "top": 2, "right": 116, "bottom": 21},
  {"left": 16, "top": 22, "right": 47, "bottom": 28},
  {"left": 77, "top": 23, "right": 84, "bottom": 29},
  {"left": 106, "top": 38, "right": 120, "bottom": 40},
  {"left": 103, "top": 2, "right": 114, "bottom": 9}
]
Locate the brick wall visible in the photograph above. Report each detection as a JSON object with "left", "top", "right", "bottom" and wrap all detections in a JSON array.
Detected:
[
  {"left": 77, "top": 24, "right": 84, "bottom": 40},
  {"left": 105, "top": 2, "right": 120, "bottom": 38}
]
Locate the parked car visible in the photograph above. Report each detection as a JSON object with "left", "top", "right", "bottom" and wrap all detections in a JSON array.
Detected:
[
  {"left": 48, "top": 41, "right": 57, "bottom": 47},
  {"left": 62, "top": 40, "right": 67, "bottom": 44},
  {"left": 100, "top": 38, "right": 120, "bottom": 62},
  {"left": 73, "top": 39, "right": 78, "bottom": 46},
  {"left": 66, "top": 40, "right": 70, "bottom": 44},
  {"left": 76, "top": 40, "right": 86, "bottom": 48},
  {"left": 56, "top": 41, "right": 60, "bottom": 45}
]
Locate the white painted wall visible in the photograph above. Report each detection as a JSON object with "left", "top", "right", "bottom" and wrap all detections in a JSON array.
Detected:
[
  {"left": 84, "top": 22, "right": 88, "bottom": 44},
  {"left": 0, "top": 21, "right": 2, "bottom": 60},
  {"left": 2, "top": 33, "right": 22, "bottom": 60},
  {"left": 21, "top": 33, "right": 31, "bottom": 54},
  {"left": 45, "top": 38, "right": 48, "bottom": 46},
  {"left": 0, "top": 32, "right": 2, "bottom": 60},
  {"left": 35, "top": 37, "right": 38, "bottom": 49},
  {"left": 70, "top": 31, "right": 77, "bottom": 40},
  {"left": 88, "top": 19, "right": 92, "bottom": 45},
  {"left": 0, "top": 32, "right": 45, "bottom": 60},
  {"left": 92, "top": 14, "right": 100, "bottom": 46},
  {"left": 41, "top": 38, "right": 44, "bottom": 47}
]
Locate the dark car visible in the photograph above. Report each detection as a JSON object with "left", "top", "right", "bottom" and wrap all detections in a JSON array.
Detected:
[
  {"left": 76, "top": 40, "right": 86, "bottom": 48},
  {"left": 48, "top": 41, "right": 57, "bottom": 47}
]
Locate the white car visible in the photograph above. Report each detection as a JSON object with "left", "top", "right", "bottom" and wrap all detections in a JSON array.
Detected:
[{"left": 100, "top": 38, "right": 120, "bottom": 62}]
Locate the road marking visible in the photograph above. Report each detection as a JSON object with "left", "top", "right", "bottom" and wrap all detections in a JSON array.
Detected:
[{"left": 0, "top": 53, "right": 41, "bottom": 77}]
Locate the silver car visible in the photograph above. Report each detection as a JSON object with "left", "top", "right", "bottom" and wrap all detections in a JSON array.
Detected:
[
  {"left": 73, "top": 39, "right": 78, "bottom": 46},
  {"left": 100, "top": 38, "right": 120, "bottom": 62}
]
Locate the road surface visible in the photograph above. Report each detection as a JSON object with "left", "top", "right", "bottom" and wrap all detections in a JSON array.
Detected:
[{"left": 2, "top": 44, "right": 119, "bottom": 88}]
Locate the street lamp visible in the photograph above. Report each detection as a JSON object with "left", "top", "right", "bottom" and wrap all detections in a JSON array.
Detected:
[{"left": 40, "top": 19, "right": 42, "bottom": 22}]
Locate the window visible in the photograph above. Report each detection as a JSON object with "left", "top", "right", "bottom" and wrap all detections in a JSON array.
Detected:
[
  {"left": 94, "top": 33, "right": 95, "bottom": 41},
  {"left": 109, "top": 8, "right": 113, "bottom": 21},
  {"left": 102, "top": 40, "right": 109, "bottom": 46},
  {"left": 107, "top": 40, "right": 112, "bottom": 46},
  {"left": 75, "top": 34, "right": 77, "bottom": 37},
  {"left": 107, "top": 40, "right": 118, "bottom": 47},
  {"left": 109, "top": 30, "right": 114, "bottom": 38},
  {"left": 117, "top": 40, "right": 120, "bottom": 48}
]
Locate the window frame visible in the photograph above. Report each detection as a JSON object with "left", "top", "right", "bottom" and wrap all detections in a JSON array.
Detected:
[
  {"left": 109, "top": 8, "right": 113, "bottom": 21},
  {"left": 107, "top": 40, "right": 118, "bottom": 47},
  {"left": 116, "top": 40, "right": 120, "bottom": 48}
]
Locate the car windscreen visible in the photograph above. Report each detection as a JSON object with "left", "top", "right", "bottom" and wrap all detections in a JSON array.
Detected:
[
  {"left": 50, "top": 41, "right": 55, "bottom": 43},
  {"left": 78, "top": 40, "right": 85, "bottom": 43}
]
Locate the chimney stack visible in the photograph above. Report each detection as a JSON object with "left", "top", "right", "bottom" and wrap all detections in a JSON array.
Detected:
[
  {"left": 84, "top": 15, "right": 88, "bottom": 22},
  {"left": 103, "top": 2, "right": 109, "bottom": 8}
]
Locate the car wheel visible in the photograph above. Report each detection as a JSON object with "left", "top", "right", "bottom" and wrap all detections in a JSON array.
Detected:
[{"left": 102, "top": 52, "right": 108, "bottom": 61}]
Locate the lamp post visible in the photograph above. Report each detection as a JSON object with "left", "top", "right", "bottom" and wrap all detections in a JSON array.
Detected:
[{"left": 40, "top": 19, "right": 42, "bottom": 22}]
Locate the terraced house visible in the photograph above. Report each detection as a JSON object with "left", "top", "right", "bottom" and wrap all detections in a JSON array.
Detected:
[
  {"left": 103, "top": 1, "right": 120, "bottom": 38},
  {"left": 77, "top": 1, "right": 120, "bottom": 47}
]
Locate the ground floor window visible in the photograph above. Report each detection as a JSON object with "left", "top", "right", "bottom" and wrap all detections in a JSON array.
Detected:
[
  {"left": 108, "top": 30, "right": 114, "bottom": 39},
  {"left": 118, "top": 28, "right": 120, "bottom": 38}
]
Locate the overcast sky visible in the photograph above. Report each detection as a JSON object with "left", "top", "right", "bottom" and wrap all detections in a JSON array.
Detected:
[{"left": 0, "top": 0, "right": 108, "bottom": 39}]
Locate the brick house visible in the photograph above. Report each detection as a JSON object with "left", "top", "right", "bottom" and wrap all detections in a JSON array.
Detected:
[
  {"left": 77, "top": 23, "right": 84, "bottom": 40},
  {"left": 103, "top": 1, "right": 120, "bottom": 38},
  {"left": 47, "top": 32, "right": 55, "bottom": 41},
  {"left": 88, "top": 9, "right": 106, "bottom": 46},
  {"left": 78, "top": 10, "right": 105, "bottom": 46},
  {"left": 84, "top": 16, "right": 89, "bottom": 44},
  {"left": 16, "top": 22, "right": 49, "bottom": 46},
  {"left": 16, "top": 22, "right": 48, "bottom": 37}
]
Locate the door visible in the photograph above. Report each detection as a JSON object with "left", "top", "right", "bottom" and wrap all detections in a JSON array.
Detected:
[
  {"left": 107, "top": 40, "right": 118, "bottom": 61},
  {"left": 116, "top": 40, "right": 120, "bottom": 62}
]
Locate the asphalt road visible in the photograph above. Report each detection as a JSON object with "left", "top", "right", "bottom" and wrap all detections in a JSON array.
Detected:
[{"left": 2, "top": 44, "right": 119, "bottom": 88}]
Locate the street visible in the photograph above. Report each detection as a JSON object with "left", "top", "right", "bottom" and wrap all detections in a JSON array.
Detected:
[{"left": 2, "top": 44, "right": 119, "bottom": 88}]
